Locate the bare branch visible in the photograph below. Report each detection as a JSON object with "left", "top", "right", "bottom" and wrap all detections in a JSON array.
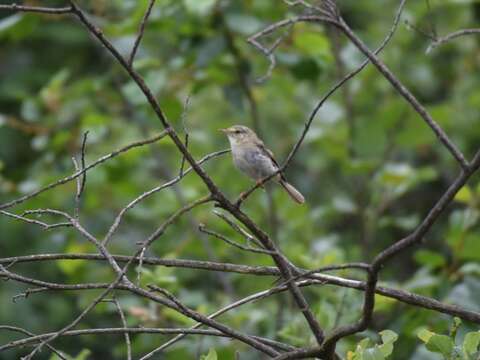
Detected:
[
  {"left": 105, "top": 298, "right": 132, "bottom": 360},
  {"left": 198, "top": 223, "right": 276, "bottom": 255},
  {"left": 140, "top": 281, "right": 319, "bottom": 358},
  {"left": 337, "top": 16, "right": 469, "bottom": 169},
  {"left": 32, "top": 2, "right": 327, "bottom": 344},
  {"left": 22, "top": 208, "right": 125, "bottom": 277},
  {"left": 283, "top": 0, "right": 407, "bottom": 168},
  {"left": 2, "top": 257, "right": 480, "bottom": 324},
  {"left": 19, "top": 265, "right": 132, "bottom": 359},
  {"left": 427, "top": 28, "right": 480, "bottom": 53},
  {"left": 1, "top": 327, "right": 227, "bottom": 352},
  {"left": 78, "top": 131, "right": 89, "bottom": 198},
  {"left": 145, "top": 285, "right": 280, "bottom": 357},
  {"left": 4, "top": 2, "right": 479, "bottom": 359},
  {"left": 179, "top": 95, "right": 191, "bottom": 178},
  {"left": 0, "top": 326, "right": 68, "bottom": 359},
  {"left": 0, "top": 4, "right": 72, "bottom": 14},
  {"left": 0, "top": 131, "right": 168, "bottom": 211},
  {"left": 71, "top": 157, "right": 81, "bottom": 219},
  {"left": 238, "top": 0, "right": 408, "bottom": 206},
  {"left": 128, "top": 0, "right": 157, "bottom": 66},
  {"left": 212, "top": 210, "right": 264, "bottom": 248},
  {"left": 102, "top": 149, "right": 230, "bottom": 246},
  {"left": 0, "top": 210, "right": 71, "bottom": 230},
  {"left": 247, "top": 15, "right": 337, "bottom": 82},
  {"left": 0, "top": 253, "right": 278, "bottom": 276}
]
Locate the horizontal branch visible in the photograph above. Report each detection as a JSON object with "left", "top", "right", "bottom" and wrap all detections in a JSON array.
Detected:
[
  {"left": 2, "top": 253, "right": 479, "bottom": 324},
  {"left": 0, "top": 253, "right": 276, "bottom": 275},
  {"left": 0, "top": 210, "right": 71, "bottom": 230},
  {"left": 3, "top": 1, "right": 326, "bottom": 346},
  {"left": 428, "top": 28, "right": 480, "bottom": 52},
  {"left": 0, "top": 4, "right": 72, "bottom": 14},
  {"left": 0, "top": 326, "right": 68, "bottom": 359},
  {"left": 0, "top": 327, "right": 226, "bottom": 352}
]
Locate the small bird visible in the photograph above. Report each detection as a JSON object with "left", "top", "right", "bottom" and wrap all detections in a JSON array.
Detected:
[{"left": 221, "top": 125, "right": 305, "bottom": 204}]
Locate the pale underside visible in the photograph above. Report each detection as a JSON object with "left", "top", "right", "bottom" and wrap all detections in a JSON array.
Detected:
[{"left": 231, "top": 143, "right": 279, "bottom": 181}]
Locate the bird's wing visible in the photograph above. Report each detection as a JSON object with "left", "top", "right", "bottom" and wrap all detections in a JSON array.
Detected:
[{"left": 254, "top": 138, "right": 286, "bottom": 180}]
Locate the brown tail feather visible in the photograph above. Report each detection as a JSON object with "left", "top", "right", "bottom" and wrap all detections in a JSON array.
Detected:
[{"left": 279, "top": 180, "right": 305, "bottom": 204}]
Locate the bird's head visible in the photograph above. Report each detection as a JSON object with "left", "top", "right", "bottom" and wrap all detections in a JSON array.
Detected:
[{"left": 220, "top": 125, "right": 257, "bottom": 146}]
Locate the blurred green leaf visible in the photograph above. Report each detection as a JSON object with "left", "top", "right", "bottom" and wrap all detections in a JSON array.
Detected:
[
  {"left": 418, "top": 329, "right": 454, "bottom": 359},
  {"left": 414, "top": 249, "right": 446, "bottom": 269},
  {"left": 454, "top": 186, "right": 474, "bottom": 205},
  {"left": 349, "top": 330, "right": 398, "bottom": 360},
  {"left": 378, "top": 330, "right": 399, "bottom": 357},
  {"left": 200, "top": 348, "right": 218, "bottom": 360},
  {"left": 463, "top": 331, "right": 480, "bottom": 357},
  {"left": 183, "top": 0, "right": 216, "bottom": 16}
]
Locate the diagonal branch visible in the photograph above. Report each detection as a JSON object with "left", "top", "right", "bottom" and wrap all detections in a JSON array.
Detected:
[
  {"left": 0, "top": 326, "right": 68, "bottom": 359},
  {"left": 128, "top": 0, "right": 157, "bottom": 66},
  {"left": 3, "top": 1, "right": 327, "bottom": 344},
  {"left": 337, "top": 16, "right": 469, "bottom": 170}
]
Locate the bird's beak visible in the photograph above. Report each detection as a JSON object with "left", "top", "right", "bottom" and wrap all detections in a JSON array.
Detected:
[{"left": 219, "top": 128, "right": 228, "bottom": 133}]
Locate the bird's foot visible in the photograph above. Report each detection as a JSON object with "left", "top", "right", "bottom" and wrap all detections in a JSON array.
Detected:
[{"left": 255, "top": 179, "right": 265, "bottom": 188}]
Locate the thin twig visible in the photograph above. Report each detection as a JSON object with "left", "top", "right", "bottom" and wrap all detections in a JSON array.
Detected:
[
  {"left": 0, "top": 131, "right": 169, "bottom": 210},
  {"left": 71, "top": 157, "right": 81, "bottom": 219},
  {"left": 427, "top": 28, "right": 480, "bottom": 53},
  {"left": 213, "top": 210, "right": 264, "bottom": 248},
  {"left": 237, "top": 0, "right": 408, "bottom": 206},
  {"left": 0, "top": 4, "right": 73, "bottom": 14},
  {"left": 198, "top": 224, "right": 276, "bottom": 255},
  {"left": 338, "top": 16, "right": 469, "bottom": 169},
  {"left": 128, "top": 0, "right": 157, "bottom": 66},
  {"left": 102, "top": 149, "right": 230, "bottom": 246},
  {"left": 179, "top": 95, "right": 191, "bottom": 178},
  {"left": 140, "top": 281, "right": 317, "bottom": 359},
  {"left": 2, "top": 257, "right": 480, "bottom": 323},
  {"left": 64, "top": 2, "right": 326, "bottom": 344},
  {"left": 0, "top": 326, "right": 68, "bottom": 359},
  {"left": 106, "top": 298, "right": 132, "bottom": 360},
  {"left": 0, "top": 210, "right": 71, "bottom": 230},
  {"left": 0, "top": 327, "right": 227, "bottom": 352},
  {"left": 78, "top": 131, "right": 89, "bottom": 197}
]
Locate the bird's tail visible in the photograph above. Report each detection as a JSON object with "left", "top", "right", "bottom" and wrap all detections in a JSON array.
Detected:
[{"left": 279, "top": 179, "right": 305, "bottom": 204}]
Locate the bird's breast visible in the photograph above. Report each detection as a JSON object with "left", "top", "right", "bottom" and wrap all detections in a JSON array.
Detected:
[{"left": 231, "top": 145, "right": 277, "bottom": 180}]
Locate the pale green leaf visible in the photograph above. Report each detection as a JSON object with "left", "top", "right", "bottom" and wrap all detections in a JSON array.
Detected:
[
  {"left": 200, "top": 348, "right": 218, "bottom": 360},
  {"left": 455, "top": 186, "right": 474, "bottom": 204},
  {"left": 463, "top": 331, "right": 480, "bottom": 356},
  {"left": 378, "top": 330, "right": 399, "bottom": 357}
]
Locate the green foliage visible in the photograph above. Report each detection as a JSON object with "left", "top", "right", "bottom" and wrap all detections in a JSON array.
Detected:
[
  {"left": 200, "top": 348, "right": 218, "bottom": 360},
  {"left": 49, "top": 349, "right": 91, "bottom": 360},
  {"left": 1, "top": 0, "right": 480, "bottom": 359},
  {"left": 417, "top": 318, "right": 480, "bottom": 360},
  {"left": 347, "top": 330, "right": 399, "bottom": 360}
]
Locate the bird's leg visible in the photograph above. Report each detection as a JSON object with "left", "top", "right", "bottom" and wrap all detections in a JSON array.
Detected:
[
  {"left": 235, "top": 179, "right": 268, "bottom": 207},
  {"left": 255, "top": 179, "right": 265, "bottom": 188}
]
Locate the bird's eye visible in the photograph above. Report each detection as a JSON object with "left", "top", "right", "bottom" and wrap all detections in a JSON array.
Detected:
[{"left": 235, "top": 130, "right": 241, "bottom": 134}]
